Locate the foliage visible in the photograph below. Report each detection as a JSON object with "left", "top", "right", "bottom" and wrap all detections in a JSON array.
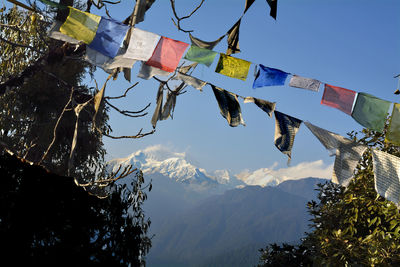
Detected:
[
  {"left": 0, "top": 6, "right": 107, "bottom": 182},
  {"left": 0, "top": 151, "right": 151, "bottom": 266},
  {"left": 258, "top": 128, "right": 400, "bottom": 266}
]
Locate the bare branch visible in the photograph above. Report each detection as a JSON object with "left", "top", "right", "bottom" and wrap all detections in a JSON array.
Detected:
[
  {"left": 0, "top": 35, "right": 44, "bottom": 54},
  {"left": 105, "top": 82, "right": 139, "bottom": 100},
  {"left": 38, "top": 87, "right": 74, "bottom": 164},
  {"left": 169, "top": 0, "right": 205, "bottom": 33},
  {"left": 105, "top": 99, "right": 150, "bottom": 118},
  {"left": 102, "top": 128, "right": 156, "bottom": 139}
]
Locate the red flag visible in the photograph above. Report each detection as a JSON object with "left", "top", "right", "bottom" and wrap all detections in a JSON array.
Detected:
[
  {"left": 146, "top": 36, "right": 189, "bottom": 72},
  {"left": 321, "top": 84, "right": 356, "bottom": 115}
]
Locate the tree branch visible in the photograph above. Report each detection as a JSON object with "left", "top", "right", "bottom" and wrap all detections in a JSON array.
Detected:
[{"left": 169, "top": 0, "right": 205, "bottom": 33}]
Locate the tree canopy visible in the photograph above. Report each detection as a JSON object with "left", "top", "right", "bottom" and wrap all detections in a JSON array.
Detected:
[{"left": 258, "top": 127, "right": 400, "bottom": 266}]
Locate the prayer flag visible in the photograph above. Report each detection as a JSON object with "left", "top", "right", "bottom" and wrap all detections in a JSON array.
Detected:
[
  {"left": 48, "top": 21, "right": 79, "bottom": 44},
  {"left": 184, "top": 45, "right": 218, "bottom": 67},
  {"left": 135, "top": 0, "right": 156, "bottom": 24},
  {"left": 386, "top": 103, "right": 400, "bottom": 145},
  {"left": 351, "top": 93, "right": 391, "bottom": 132},
  {"left": 304, "top": 121, "right": 366, "bottom": 187},
  {"left": 289, "top": 75, "right": 321, "bottom": 92},
  {"left": 146, "top": 36, "right": 189, "bottom": 72},
  {"left": 215, "top": 54, "right": 251, "bottom": 81},
  {"left": 253, "top": 64, "right": 288, "bottom": 88},
  {"left": 172, "top": 72, "right": 207, "bottom": 91},
  {"left": 266, "top": 0, "right": 277, "bottom": 19},
  {"left": 88, "top": 17, "right": 129, "bottom": 58},
  {"left": 321, "top": 84, "right": 356, "bottom": 115},
  {"left": 211, "top": 85, "right": 245, "bottom": 127},
  {"left": 60, "top": 7, "right": 101, "bottom": 44},
  {"left": 244, "top": 97, "right": 276, "bottom": 117},
  {"left": 137, "top": 62, "right": 171, "bottom": 80},
  {"left": 226, "top": 20, "right": 241, "bottom": 55},
  {"left": 274, "top": 111, "right": 302, "bottom": 160},
  {"left": 151, "top": 83, "right": 164, "bottom": 128},
  {"left": 189, "top": 33, "right": 224, "bottom": 50},
  {"left": 85, "top": 47, "right": 136, "bottom": 72},
  {"left": 125, "top": 28, "right": 160, "bottom": 61},
  {"left": 372, "top": 149, "right": 400, "bottom": 206}
]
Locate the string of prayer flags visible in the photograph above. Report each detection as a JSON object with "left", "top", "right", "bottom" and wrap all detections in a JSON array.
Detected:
[
  {"left": 48, "top": 21, "right": 79, "bottom": 44},
  {"left": 253, "top": 64, "right": 289, "bottom": 88},
  {"left": 386, "top": 103, "right": 400, "bottom": 145},
  {"left": 60, "top": 7, "right": 101, "bottom": 44},
  {"left": 321, "top": 84, "right": 357, "bottom": 115},
  {"left": 88, "top": 17, "right": 129, "bottom": 58},
  {"left": 226, "top": 20, "right": 241, "bottom": 55},
  {"left": 274, "top": 111, "right": 302, "bottom": 160},
  {"left": 151, "top": 83, "right": 164, "bottom": 128},
  {"left": 184, "top": 46, "right": 218, "bottom": 67},
  {"left": 189, "top": 33, "right": 224, "bottom": 50},
  {"left": 304, "top": 121, "right": 367, "bottom": 187},
  {"left": 244, "top": 97, "right": 276, "bottom": 117},
  {"left": 215, "top": 54, "right": 251, "bottom": 81},
  {"left": 125, "top": 28, "right": 160, "bottom": 61},
  {"left": 172, "top": 72, "right": 207, "bottom": 91},
  {"left": 211, "top": 85, "right": 246, "bottom": 127},
  {"left": 266, "top": 0, "right": 278, "bottom": 20},
  {"left": 289, "top": 75, "right": 321, "bottom": 92},
  {"left": 372, "top": 149, "right": 400, "bottom": 206},
  {"left": 351, "top": 93, "right": 391, "bottom": 132},
  {"left": 146, "top": 36, "right": 189, "bottom": 72},
  {"left": 137, "top": 62, "right": 171, "bottom": 80}
]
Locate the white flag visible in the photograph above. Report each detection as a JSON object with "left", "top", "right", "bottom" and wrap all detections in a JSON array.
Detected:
[{"left": 289, "top": 75, "right": 321, "bottom": 92}]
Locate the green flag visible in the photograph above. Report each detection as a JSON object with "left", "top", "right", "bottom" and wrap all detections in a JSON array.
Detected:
[
  {"left": 386, "top": 103, "right": 400, "bottom": 145},
  {"left": 184, "top": 45, "right": 218, "bottom": 67},
  {"left": 351, "top": 92, "right": 391, "bottom": 132}
]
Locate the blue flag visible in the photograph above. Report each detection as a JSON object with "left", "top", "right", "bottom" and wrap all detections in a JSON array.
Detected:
[
  {"left": 89, "top": 17, "right": 129, "bottom": 58},
  {"left": 253, "top": 64, "right": 288, "bottom": 88}
]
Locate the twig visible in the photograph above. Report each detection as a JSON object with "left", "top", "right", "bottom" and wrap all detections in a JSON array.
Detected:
[
  {"left": 103, "top": 128, "right": 156, "bottom": 139},
  {"left": 0, "top": 35, "right": 44, "bottom": 54},
  {"left": 169, "top": 0, "right": 205, "bottom": 33},
  {"left": 38, "top": 86, "right": 74, "bottom": 164},
  {"left": 105, "top": 82, "right": 138, "bottom": 99},
  {"left": 105, "top": 99, "right": 150, "bottom": 117}
]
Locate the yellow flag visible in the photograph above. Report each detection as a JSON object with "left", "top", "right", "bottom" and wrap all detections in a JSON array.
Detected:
[
  {"left": 386, "top": 103, "right": 400, "bottom": 145},
  {"left": 60, "top": 7, "right": 101, "bottom": 44},
  {"left": 215, "top": 54, "right": 251, "bottom": 81}
]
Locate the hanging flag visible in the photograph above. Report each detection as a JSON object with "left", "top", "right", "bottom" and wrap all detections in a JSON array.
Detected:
[
  {"left": 134, "top": 0, "right": 156, "bottom": 24},
  {"left": 125, "top": 28, "right": 160, "bottom": 61},
  {"left": 304, "top": 121, "right": 367, "bottom": 187},
  {"left": 244, "top": 96, "right": 276, "bottom": 117},
  {"left": 48, "top": 21, "right": 80, "bottom": 44},
  {"left": 88, "top": 17, "right": 129, "bottom": 58},
  {"left": 244, "top": 0, "right": 256, "bottom": 13},
  {"left": 137, "top": 62, "right": 171, "bottom": 80},
  {"left": 189, "top": 33, "right": 224, "bottom": 50},
  {"left": 85, "top": 47, "right": 137, "bottom": 72},
  {"left": 211, "top": 85, "right": 246, "bottom": 127},
  {"left": 253, "top": 64, "right": 289, "bottom": 88},
  {"left": 386, "top": 103, "right": 400, "bottom": 145},
  {"left": 372, "top": 149, "right": 400, "bottom": 206},
  {"left": 160, "top": 83, "right": 186, "bottom": 121},
  {"left": 332, "top": 142, "right": 367, "bottom": 187},
  {"left": 351, "top": 93, "right": 391, "bottom": 132},
  {"left": 145, "top": 36, "right": 189, "bottom": 72},
  {"left": 226, "top": 20, "right": 241, "bottom": 55},
  {"left": 151, "top": 83, "right": 164, "bottom": 128},
  {"left": 321, "top": 84, "right": 357, "bottom": 115},
  {"left": 39, "top": 0, "right": 67, "bottom": 9},
  {"left": 215, "top": 54, "right": 251, "bottom": 81},
  {"left": 274, "top": 111, "right": 302, "bottom": 160},
  {"left": 289, "top": 75, "right": 321, "bottom": 92},
  {"left": 60, "top": 7, "right": 101, "bottom": 44},
  {"left": 172, "top": 72, "right": 207, "bottom": 91},
  {"left": 266, "top": 0, "right": 277, "bottom": 19},
  {"left": 184, "top": 45, "right": 218, "bottom": 67},
  {"left": 304, "top": 121, "right": 347, "bottom": 155}
]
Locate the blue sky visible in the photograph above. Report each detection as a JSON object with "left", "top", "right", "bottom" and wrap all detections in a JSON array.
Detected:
[
  {"left": 96, "top": 0, "right": 400, "bottom": 174},
  {"left": 7, "top": 0, "right": 399, "bottom": 174}
]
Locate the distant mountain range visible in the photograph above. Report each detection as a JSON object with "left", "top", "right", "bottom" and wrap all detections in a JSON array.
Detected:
[{"left": 107, "top": 146, "right": 328, "bottom": 266}]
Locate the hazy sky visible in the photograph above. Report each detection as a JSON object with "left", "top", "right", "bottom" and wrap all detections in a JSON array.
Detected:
[{"left": 13, "top": 0, "right": 398, "bottom": 174}]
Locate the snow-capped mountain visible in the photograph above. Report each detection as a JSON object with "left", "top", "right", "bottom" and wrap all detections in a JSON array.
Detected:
[{"left": 107, "top": 145, "right": 244, "bottom": 190}]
